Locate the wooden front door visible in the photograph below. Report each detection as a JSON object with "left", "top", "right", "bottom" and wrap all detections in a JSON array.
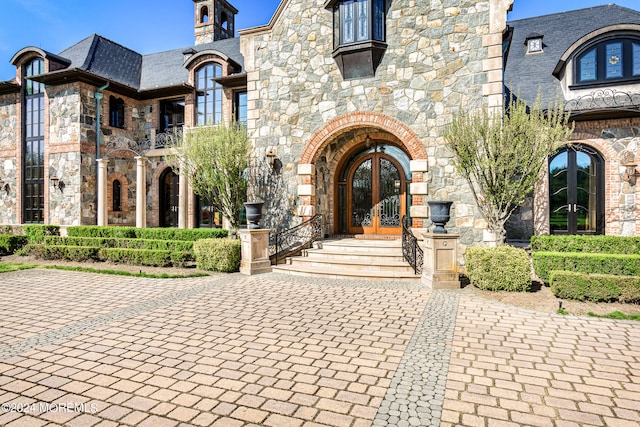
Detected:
[
  {"left": 347, "top": 153, "right": 406, "bottom": 235},
  {"left": 159, "top": 169, "right": 179, "bottom": 228}
]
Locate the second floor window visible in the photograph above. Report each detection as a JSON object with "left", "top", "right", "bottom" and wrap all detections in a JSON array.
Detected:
[
  {"left": 333, "top": 0, "right": 385, "bottom": 47},
  {"left": 196, "top": 63, "right": 222, "bottom": 126},
  {"left": 576, "top": 38, "right": 640, "bottom": 84},
  {"left": 109, "top": 96, "right": 125, "bottom": 128}
]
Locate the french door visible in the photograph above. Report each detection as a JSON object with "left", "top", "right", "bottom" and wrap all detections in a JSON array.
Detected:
[
  {"left": 347, "top": 153, "right": 406, "bottom": 234},
  {"left": 549, "top": 146, "right": 604, "bottom": 235},
  {"left": 159, "top": 169, "right": 179, "bottom": 227}
]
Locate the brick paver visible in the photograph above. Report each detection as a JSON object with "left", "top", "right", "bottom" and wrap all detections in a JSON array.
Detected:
[{"left": 0, "top": 269, "right": 638, "bottom": 426}]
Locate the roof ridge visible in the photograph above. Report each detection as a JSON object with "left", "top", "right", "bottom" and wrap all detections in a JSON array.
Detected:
[{"left": 508, "top": 4, "right": 640, "bottom": 23}]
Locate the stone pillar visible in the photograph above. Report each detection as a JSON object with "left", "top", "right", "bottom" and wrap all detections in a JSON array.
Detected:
[
  {"left": 421, "top": 233, "right": 460, "bottom": 289},
  {"left": 296, "top": 164, "right": 316, "bottom": 219},
  {"left": 96, "top": 159, "right": 108, "bottom": 226},
  {"left": 239, "top": 229, "right": 272, "bottom": 275},
  {"left": 135, "top": 156, "right": 147, "bottom": 228},
  {"left": 178, "top": 164, "right": 188, "bottom": 229},
  {"left": 409, "top": 159, "right": 430, "bottom": 233}
]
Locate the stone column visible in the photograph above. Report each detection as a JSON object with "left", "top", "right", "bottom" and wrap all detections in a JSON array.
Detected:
[
  {"left": 409, "top": 159, "right": 430, "bottom": 234},
  {"left": 135, "top": 156, "right": 147, "bottom": 228},
  {"left": 178, "top": 164, "right": 188, "bottom": 229},
  {"left": 296, "top": 164, "right": 316, "bottom": 219},
  {"left": 239, "top": 229, "right": 272, "bottom": 275},
  {"left": 421, "top": 233, "right": 461, "bottom": 289},
  {"left": 97, "top": 158, "right": 108, "bottom": 226}
]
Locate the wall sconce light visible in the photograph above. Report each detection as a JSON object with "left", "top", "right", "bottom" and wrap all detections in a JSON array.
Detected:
[
  {"left": 266, "top": 149, "right": 282, "bottom": 173},
  {"left": 51, "top": 176, "right": 66, "bottom": 193},
  {"left": 623, "top": 162, "right": 639, "bottom": 183}
]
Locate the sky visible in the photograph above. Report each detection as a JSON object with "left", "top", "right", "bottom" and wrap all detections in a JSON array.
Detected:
[{"left": 1, "top": 0, "right": 639, "bottom": 80}]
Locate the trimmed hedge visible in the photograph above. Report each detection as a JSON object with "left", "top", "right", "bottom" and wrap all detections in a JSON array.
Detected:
[
  {"left": 23, "top": 225, "right": 60, "bottom": 243},
  {"left": 193, "top": 239, "right": 241, "bottom": 273},
  {"left": 66, "top": 226, "right": 227, "bottom": 241},
  {"left": 43, "top": 236, "right": 194, "bottom": 252},
  {"left": 530, "top": 235, "right": 640, "bottom": 255},
  {"left": 28, "top": 244, "right": 100, "bottom": 262},
  {"left": 465, "top": 245, "right": 532, "bottom": 292},
  {"left": 533, "top": 251, "right": 640, "bottom": 283},
  {"left": 550, "top": 270, "right": 640, "bottom": 303},
  {"left": 100, "top": 248, "right": 191, "bottom": 267},
  {"left": 0, "top": 234, "right": 28, "bottom": 255}
]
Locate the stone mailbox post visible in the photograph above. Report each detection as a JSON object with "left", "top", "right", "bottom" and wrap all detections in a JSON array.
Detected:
[{"left": 421, "top": 233, "right": 461, "bottom": 289}]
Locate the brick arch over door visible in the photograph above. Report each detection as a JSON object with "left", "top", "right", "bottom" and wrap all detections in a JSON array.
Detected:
[{"left": 300, "top": 112, "right": 427, "bottom": 164}]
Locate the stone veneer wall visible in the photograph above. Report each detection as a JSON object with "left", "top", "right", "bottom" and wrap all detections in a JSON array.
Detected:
[
  {"left": 0, "top": 94, "right": 18, "bottom": 224},
  {"left": 241, "top": 0, "right": 512, "bottom": 254},
  {"left": 48, "top": 152, "right": 81, "bottom": 225}
]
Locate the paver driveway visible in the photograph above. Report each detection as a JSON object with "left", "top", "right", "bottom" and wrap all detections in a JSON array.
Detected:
[{"left": 0, "top": 269, "right": 638, "bottom": 427}]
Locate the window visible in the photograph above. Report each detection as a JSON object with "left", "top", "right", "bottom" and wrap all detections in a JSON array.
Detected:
[
  {"left": 112, "top": 179, "right": 122, "bottom": 212},
  {"left": 195, "top": 63, "right": 222, "bottom": 126},
  {"left": 201, "top": 6, "right": 209, "bottom": 23},
  {"left": 575, "top": 37, "right": 640, "bottom": 85},
  {"left": 330, "top": 0, "right": 387, "bottom": 79},
  {"left": 109, "top": 96, "right": 125, "bottom": 128},
  {"left": 234, "top": 90, "right": 247, "bottom": 127},
  {"left": 159, "top": 98, "right": 185, "bottom": 133},
  {"left": 23, "top": 58, "right": 45, "bottom": 223}
]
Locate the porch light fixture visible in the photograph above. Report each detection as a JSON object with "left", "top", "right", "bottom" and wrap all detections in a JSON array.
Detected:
[
  {"left": 623, "top": 161, "right": 639, "bottom": 183},
  {"left": 51, "top": 176, "right": 65, "bottom": 193},
  {"left": 266, "top": 149, "right": 282, "bottom": 173}
]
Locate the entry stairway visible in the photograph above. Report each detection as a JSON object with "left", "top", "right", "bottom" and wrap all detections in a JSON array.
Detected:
[{"left": 271, "top": 237, "right": 420, "bottom": 281}]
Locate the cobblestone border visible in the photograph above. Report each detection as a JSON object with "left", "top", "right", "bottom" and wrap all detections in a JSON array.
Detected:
[
  {"left": 0, "top": 275, "right": 236, "bottom": 361},
  {"left": 373, "top": 290, "right": 460, "bottom": 427}
]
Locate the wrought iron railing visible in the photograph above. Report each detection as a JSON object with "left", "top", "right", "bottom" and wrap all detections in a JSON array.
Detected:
[
  {"left": 269, "top": 215, "right": 323, "bottom": 266},
  {"left": 402, "top": 215, "right": 423, "bottom": 275}
]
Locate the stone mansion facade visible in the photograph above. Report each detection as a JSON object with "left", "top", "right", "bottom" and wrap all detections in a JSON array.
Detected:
[{"left": 0, "top": 0, "right": 639, "bottom": 247}]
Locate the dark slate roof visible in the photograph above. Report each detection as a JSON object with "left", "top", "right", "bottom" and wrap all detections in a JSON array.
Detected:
[
  {"left": 56, "top": 34, "right": 244, "bottom": 92},
  {"left": 504, "top": 4, "right": 640, "bottom": 106},
  {"left": 140, "top": 37, "right": 243, "bottom": 91}
]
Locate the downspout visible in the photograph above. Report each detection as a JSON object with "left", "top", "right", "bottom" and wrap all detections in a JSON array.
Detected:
[{"left": 95, "top": 83, "right": 109, "bottom": 223}]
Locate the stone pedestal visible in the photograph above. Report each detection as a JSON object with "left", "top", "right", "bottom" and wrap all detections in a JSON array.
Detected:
[
  {"left": 239, "top": 229, "right": 272, "bottom": 275},
  {"left": 135, "top": 156, "right": 147, "bottom": 228},
  {"left": 421, "top": 233, "right": 460, "bottom": 289}
]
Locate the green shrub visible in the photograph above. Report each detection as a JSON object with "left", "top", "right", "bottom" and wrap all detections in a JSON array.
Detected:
[
  {"left": 134, "top": 228, "right": 228, "bottom": 241},
  {"left": 100, "top": 248, "right": 176, "bottom": 267},
  {"left": 23, "top": 225, "right": 60, "bottom": 243},
  {"left": 44, "top": 236, "right": 117, "bottom": 247},
  {"left": 530, "top": 235, "right": 640, "bottom": 255},
  {"left": 550, "top": 270, "right": 640, "bottom": 303},
  {"left": 465, "top": 245, "right": 532, "bottom": 292},
  {"left": 116, "top": 238, "right": 195, "bottom": 252},
  {"left": 0, "top": 234, "right": 28, "bottom": 255},
  {"left": 29, "top": 245, "right": 100, "bottom": 262},
  {"left": 66, "top": 226, "right": 137, "bottom": 238},
  {"left": 533, "top": 252, "right": 640, "bottom": 283},
  {"left": 193, "top": 238, "right": 241, "bottom": 272}
]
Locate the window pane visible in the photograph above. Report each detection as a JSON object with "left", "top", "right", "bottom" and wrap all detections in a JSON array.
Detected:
[
  {"left": 342, "top": 1, "right": 354, "bottom": 43},
  {"left": 579, "top": 49, "right": 597, "bottom": 82},
  {"left": 606, "top": 42, "right": 623, "bottom": 79},
  {"left": 373, "top": 0, "right": 384, "bottom": 41},
  {"left": 634, "top": 43, "right": 640, "bottom": 76},
  {"left": 549, "top": 152, "right": 569, "bottom": 232},
  {"left": 357, "top": 0, "right": 368, "bottom": 41}
]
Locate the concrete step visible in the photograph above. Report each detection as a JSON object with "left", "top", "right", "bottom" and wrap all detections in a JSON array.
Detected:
[
  {"left": 288, "top": 256, "right": 415, "bottom": 273},
  {"left": 305, "top": 249, "right": 406, "bottom": 263},
  {"left": 271, "top": 264, "right": 420, "bottom": 281}
]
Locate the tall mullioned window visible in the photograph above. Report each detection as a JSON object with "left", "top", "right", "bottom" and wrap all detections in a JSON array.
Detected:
[
  {"left": 576, "top": 37, "right": 640, "bottom": 84},
  {"left": 333, "top": 0, "right": 385, "bottom": 47},
  {"left": 23, "top": 58, "right": 45, "bottom": 223},
  {"left": 195, "top": 63, "right": 222, "bottom": 126}
]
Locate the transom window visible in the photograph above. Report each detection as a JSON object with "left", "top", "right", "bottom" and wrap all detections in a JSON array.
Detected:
[
  {"left": 576, "top": 37, "right": 640, "bottom": 84},
  {"left": 195, "top": 63, "right": 222, "bottom": 126}
]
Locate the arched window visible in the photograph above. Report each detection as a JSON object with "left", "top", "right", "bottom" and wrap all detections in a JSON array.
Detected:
[
  {"left": 575, "top": 37, "right": 640, "bottom": 84},
  {"left": 109, "top": 96, "right": 125, "bottom": 128},
  {"left": 201, "top": 6, "right": 209, "bottom": 23},
  {"left": 221, "top": 11, "right": 229, "bottom": 30},
  {"left": 112, "top": 179, "right": 122, "bottom": 212},
  {"left": 195, "top": 63, "right": 222, "bottom": 126},
  {"left": 23, "top": 58, "right": 45, "bottom": 223}
]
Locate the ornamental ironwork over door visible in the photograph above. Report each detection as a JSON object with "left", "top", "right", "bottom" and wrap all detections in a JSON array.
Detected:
[{"left": 347, "top": 153, "right": 406, "bottom": 235}]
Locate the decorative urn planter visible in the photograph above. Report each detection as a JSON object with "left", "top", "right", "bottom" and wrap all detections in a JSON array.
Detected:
[
  {"left": 244, "top": 202, "right": 264, "bottom": 229},
  {"left": 428, "top": 200, "right": 453, "bottom": 234}
]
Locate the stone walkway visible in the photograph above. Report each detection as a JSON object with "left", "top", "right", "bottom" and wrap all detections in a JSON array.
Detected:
[{"left": 0, "top": 269, "right": 638, "bottom": 427}]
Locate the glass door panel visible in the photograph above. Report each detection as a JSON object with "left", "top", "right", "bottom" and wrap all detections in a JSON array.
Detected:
[
  {"left": 351, "top": 158, "right": 374, "bottom": 232},
  {"left": 549, "top": 152, "right": 569, "bottom": 233},
  {"left": 575, "top": 151, "right": 598, "bottom": 232},
  {"left": 378, "top": 158, "right": 401, "bottom": 230}
]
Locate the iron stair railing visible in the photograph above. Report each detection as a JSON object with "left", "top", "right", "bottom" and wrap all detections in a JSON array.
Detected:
[
  {"left": 269, "top": 215, "right": 323, "bottom": 265},
  {"left": 402, "top": 215, "right": 423, "bottom": 274}
]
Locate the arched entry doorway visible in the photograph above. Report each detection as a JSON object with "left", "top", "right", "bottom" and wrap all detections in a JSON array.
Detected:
[
  {"left": 336, "top": 141, "right": 411, "bottom": 235},
  {"left": 159, "top": 168, "right": 179, "bottom": 227},
  {"left": 549, "top": 145, "right": 604, "bottom": 235}
]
